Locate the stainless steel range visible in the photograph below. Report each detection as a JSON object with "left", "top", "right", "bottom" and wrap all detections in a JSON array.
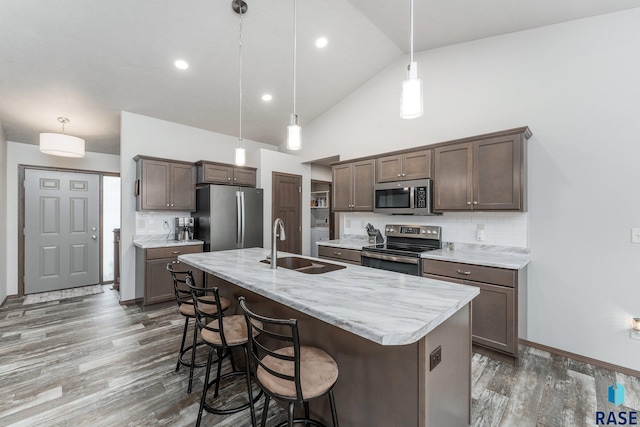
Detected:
[{"left": 361, "top": 224, "right": 442, "bottom": 276}]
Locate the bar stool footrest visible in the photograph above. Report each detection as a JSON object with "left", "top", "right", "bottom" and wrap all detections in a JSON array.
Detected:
[
  {"left": 177, "top": 341, "right": 209, "bottom": 369},
  {"left": 202, "top": 371, "right": 263, "bottom": 415}
]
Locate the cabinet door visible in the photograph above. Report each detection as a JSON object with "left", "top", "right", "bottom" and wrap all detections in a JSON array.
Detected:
[
  {"left": 433, "top": 143, "right": 473, "bottom": 211},
  {"left": 332, "top": 164, "right": 353, "bottom": 211},
  {"left": 140, "top": 159, "right": 170, "bottom": 210},
  {"left": 233, "top": 168, "right": 256, "bottom": 187},
  {"left": 352, "top": 160, "right": 375, "bottom": 211},
  {"left": 145, "top": 257, "right": 177, "bottom": 305},
  {"left": 203, "top": 163, "right": 233, "bottom": 184},
  {"left": 402, "top": 150, "right": 431, "bottom": 180},
  {"left": 473, "top": 136, "right": 522, "bottom": 210},
  {"left": 376, "top": 154, "right": 403, "bottom": 183},
  {"left": 466, "top": 281, "right": 515, "bottom": 355},
  {"left": 171, "top": 163, "right": 196, "bottom": 211}
]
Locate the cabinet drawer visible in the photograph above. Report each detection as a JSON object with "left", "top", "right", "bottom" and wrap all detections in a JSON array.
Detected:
[
  {"left": 318, "top": 246, "right": 361, "bottom": 265},
  {"left": 422, "top": 259, "right": 515, "bottom": 287},
  {"left": 146, "top": 244, "right": 202, "bottom": 260}
]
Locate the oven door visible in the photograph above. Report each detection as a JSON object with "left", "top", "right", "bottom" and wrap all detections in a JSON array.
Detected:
[{"left": 361, "top": 251, "right": 420, "bottom": 276}]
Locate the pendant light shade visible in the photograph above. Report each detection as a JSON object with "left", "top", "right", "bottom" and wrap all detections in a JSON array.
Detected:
[
  {"left": 400, "top": 62, "right": 423, "bottom": 119},
  {"left": 286, "top": 114, "right": 301, "bottom": 151},
  {"left": 235, "top": 140, "right": 246, "bottom": 166},
  {"left": 40, "top": 117, "right": 85, "bottom": 158},
  {"left": 400, "top": 0, "right": 423, "bottom": 120},
  {"left": 286, "top": 0, "right": 302, "bottom": 150}
]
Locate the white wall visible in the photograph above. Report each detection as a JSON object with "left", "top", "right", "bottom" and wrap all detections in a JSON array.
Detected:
[
  {"left": 310, "top": 164, "right": 332, "bottom": 182},
  {"left": 4, "top": 141, "right": 120, "bottom": 296},
  {"left": 119, "top": 112, "right": 277, "bottom": 302},
  {"left": 301, "top": 9, "right": 640, "bottom": 371},
  {"left": 253, "top": 149, "right": 312, "bottom": 254},
  {"left": 0, "top": 123, "right": 8, "bottom": 304},
  {"left": 102, "top": 176, "right": 121, "bottom": 282}
]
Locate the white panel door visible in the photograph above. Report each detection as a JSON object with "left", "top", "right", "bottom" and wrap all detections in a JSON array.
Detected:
[{"left": 24, "top": 169, "right": 100, "bottom": 293}]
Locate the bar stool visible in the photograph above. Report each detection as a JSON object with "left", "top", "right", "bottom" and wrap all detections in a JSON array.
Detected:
[
  {"left": 239, "top": 297, "right": 340, "bottom": 427},
  {"left": 167, "top": 262, "right": 231, "bottom": 394},
  {"left": 186, "top": 276, "right": 262, "bottom": 427}
]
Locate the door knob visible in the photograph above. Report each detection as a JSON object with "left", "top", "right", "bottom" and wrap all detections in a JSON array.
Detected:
[
  {"left": 91, "top": 235, "right": 97, "bottom": 240},
  {"left": 91, "top": 227, "right": 97, "bottom": 232}
]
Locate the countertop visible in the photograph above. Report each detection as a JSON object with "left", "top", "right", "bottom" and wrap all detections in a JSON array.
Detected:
[
  {"left": 421, "top": 243, "right": 531, "bottom": 270},
  {"left": 316, "top": 234, "right": 371, "bottom": 250},
  {"left": 132, "top": 235, "right": 204, "bottom": 249},
  {"left": 178, "top": 248, "right": 479, "bottom": 346}
]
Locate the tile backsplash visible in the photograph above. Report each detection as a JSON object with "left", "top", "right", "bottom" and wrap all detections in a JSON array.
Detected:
[
  {"left": 341, "top": 212, "right": 528, "bottom": 248},
  {"left": 135, "top": 211, "right": 192, "bottom": 237}
]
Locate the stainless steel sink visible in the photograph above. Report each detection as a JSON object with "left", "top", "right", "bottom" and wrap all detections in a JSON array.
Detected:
[{"left": 260, "top": 256, "right": 346, "bottom": 274}]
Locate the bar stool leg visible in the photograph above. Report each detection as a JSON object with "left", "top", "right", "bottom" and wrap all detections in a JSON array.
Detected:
[
  {"left": 287, "top": 402, "right": 295, "bottom": 427},
  {"left": 304, "top": 402, "right": 310, "bottom": 427},
  {"left": 176, "top": 317, "right": 189, "bottom": 372},
  {"left": 213, "top": 348, "right": 223, "bottom": 398},
  {"left": 196, "top": 346, "right": 216, "bottom": 427},
  {"left": 329, "top": 389, "right": 339, "bottom": 427},
  {"left": 187, "top": 317, "right": 198, "bottom": 393},
  {"left": 243, "top": 346, "right": 257, "bottom": 427},
  {"left": 261, "top": 395, "right": 270, "bottom": 427}
]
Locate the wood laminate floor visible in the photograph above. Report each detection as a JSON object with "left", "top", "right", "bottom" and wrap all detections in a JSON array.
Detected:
[{"left": 1, "top": 288, "right": 638, "bottom": 426}]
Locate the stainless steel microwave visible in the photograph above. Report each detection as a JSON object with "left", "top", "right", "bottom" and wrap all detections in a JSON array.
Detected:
[{"left": 373, "top": 179, "right": 438, "bottom": 215}]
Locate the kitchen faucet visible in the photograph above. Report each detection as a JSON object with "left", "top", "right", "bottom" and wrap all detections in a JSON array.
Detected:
[{"left": 271, "top": 218, "right": 286, "bottom": 269}]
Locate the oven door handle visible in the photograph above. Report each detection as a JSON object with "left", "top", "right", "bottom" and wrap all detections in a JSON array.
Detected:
[{"left": 361, "top": 252, "right": 419, "bottom": 265}]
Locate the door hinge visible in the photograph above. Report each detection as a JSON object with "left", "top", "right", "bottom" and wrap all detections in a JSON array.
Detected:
[
  {"left": 298, "top": 187, "right": 301, "bottom": 193},
  {"left": 23, "top": 228, "right": 26, "bottom": 236},
  {"left": 299, "top": 226, "right": 301, "bottom": 232}
]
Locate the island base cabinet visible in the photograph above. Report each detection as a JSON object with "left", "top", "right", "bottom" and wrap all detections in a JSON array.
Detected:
[{"left": 207, "top": 274, "right": 472, "bottom": 427}]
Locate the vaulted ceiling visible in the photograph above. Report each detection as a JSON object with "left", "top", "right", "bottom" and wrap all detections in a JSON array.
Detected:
[{"left": 2, "top": 0, "right": 639, "bottom": 155}]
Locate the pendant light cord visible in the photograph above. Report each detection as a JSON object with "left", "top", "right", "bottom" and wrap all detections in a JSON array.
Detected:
[
  {"left": 238, "top": 6, "right": 243, "bottom": 142},
  {"left": 409, "top": 0, "right": 414, "bottom": 64},
  {"left": 292, "top": 0, "right": 297, "bottom": 116}
]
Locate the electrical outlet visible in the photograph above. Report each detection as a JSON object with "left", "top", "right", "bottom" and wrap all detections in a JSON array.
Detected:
[
  {"left": 631, "top": 228, "right": 640, "bottom": 244},
  {"left": 476, "top": 224, "right": 485, "bottom": 241},
  {"left": 429, "top": 346, "right": 442, "bottom": 371},
  {"left": 163, "top": 220, "right": 170, "bottom": 229},
  {"left": 631, "top": 328, "right": 640, "bottom": 340}
]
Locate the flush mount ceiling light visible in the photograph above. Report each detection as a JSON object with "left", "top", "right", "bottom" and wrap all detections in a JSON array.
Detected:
[
  {"left": 174, "top": 59, "right": 189, "bottom": 70},
  {"left": 40, "top": 117, "right": 85, "bottom": 158},
  {"left": 286, "top": 0, "right": 301, "bottom": 150},
  {"left": 400, "top": 0, "right": 423, "bottom": 119},
  {"left": 233, "top": 0, "right": 248, "bottom": 166},
  {"left": 315, "top": 37, "right": 328, "bottom": 48},
  {"left": 262, "top": 94, "right": 273, "bottom": 101}
]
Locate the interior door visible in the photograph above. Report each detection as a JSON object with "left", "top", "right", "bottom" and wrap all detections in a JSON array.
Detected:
[
  {"left": 272, "top": 172, "right": 302, "bottom": 254},
  {"left": 24, "top": 169, "right": 100, "bottom": 293}
]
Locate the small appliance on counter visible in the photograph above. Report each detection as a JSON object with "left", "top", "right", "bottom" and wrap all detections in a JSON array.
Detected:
[
  {"left": 175, "top": 217, "right": 194, "bottom": 241},
  {"left": 365, "top": 223, "right": 384, "bottom": 244}
]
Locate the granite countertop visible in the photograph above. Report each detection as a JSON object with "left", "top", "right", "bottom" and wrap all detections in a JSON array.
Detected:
[
  {"left": 178, "top": 248, "right": 479, "bottom": 346},
  {"left": 316, "top": 234, "right": 371, "bottom": 250},
  {"left": 422, "top": 243, "right": 531, "bottom": 270},
  {"left": 133, "top": 235, "right": 204, "bottom": 249}
]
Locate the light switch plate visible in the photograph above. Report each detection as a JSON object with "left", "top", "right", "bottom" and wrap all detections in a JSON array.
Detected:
[{"left": 632, "top": 228, "right": 640, "bottom": 244}]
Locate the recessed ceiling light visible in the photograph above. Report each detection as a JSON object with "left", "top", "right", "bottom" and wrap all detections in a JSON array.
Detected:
[
  {"left": 315, "top": 37, "right": 328, "bottom": 48},
  {"left": 262, "top": 94, "right": 273, "bottom": 102},
  {"left": 174, "top": 60, "right": 189, "bottom": 70}
]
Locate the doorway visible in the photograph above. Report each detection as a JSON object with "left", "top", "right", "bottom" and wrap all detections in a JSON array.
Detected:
[
  {"left": 272, "top": 172, "right": 302, "bottom": 254},
  {"left": 19, "top": 166, "right": 120, "bottom": 296}
]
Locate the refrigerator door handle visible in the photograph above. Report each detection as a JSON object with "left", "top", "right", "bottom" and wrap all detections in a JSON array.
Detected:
[
  {"left": 240, "top": 191, "right": 246, "bottom": 248},
  {"left": 236, "top": 191, "right": 242, "bottom": 245}
]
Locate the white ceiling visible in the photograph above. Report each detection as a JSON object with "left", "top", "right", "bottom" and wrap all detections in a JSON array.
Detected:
[{"left": 2, "top": 0, "right": 639, "bottom": 155}]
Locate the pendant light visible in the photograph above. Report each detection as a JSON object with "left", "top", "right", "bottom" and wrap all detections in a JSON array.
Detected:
[
  {"left": 40, "top": 117, "right": 85, "bottom": 158},
  {"left": 400, "top": 0, "right": 423, "bottom": 119},
  {"left": 233, "top": 0, "right": 248, "bottom": 166},
  {"left": 286, "top": 0, "right": 301, "bottom": 150}
]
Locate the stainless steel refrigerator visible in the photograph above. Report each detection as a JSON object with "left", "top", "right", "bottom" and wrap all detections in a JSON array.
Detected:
[{"left": 194, "top": 185, "right": 263, "bottom": 251}]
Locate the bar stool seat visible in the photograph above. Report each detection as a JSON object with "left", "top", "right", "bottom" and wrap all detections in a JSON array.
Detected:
[
  {"left": 201, "top": 315, "right": 260, "bottom": 346},
  {"left": 179, "top": 296, "right": 231, "bottom": 317},
  {"left": 257, "top": 346, "right": 339, "bottom": 400}
]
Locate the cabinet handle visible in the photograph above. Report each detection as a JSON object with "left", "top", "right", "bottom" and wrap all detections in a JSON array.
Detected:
[
  {"left": 456, "top": 269, "right": 471, "bottom": 275},
  {"left": 166, "top": 204, "right": 170, "bottom": 207},
  {"left": 466, "top": 201, "right": 471, "bottom": 205},
  {"left": 228, "top": 177, "right": 231, "bottom": 181},
  {"left": 234, "top": 178, "right": 237, "bottom": 181},
  {"left": 172, "top": 250, "right": 182, "bottom": 254},
  {"left": 473, "top": 201, "right": 478, "bottom": 205},
  {"left": 171, "top": 203, "right": 174, "bottom": 207},
  {"left": 402, "top": 173, "right": 406, "bottom": 177},
  {"left": 333, "top": 252, "right": 342, "bottom": 256},
  {"left": 397, "top": 174, "right": 401, "bottom": 177}
]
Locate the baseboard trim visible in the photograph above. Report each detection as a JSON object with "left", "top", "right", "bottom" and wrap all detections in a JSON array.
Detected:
[
  {"left": 0, "top": 294, "right": 20, "bottom": 308},
  {"left": 119, "top": 297, "right": 143, "bottom": 306},
  {"left": 520, "top": 339, "right": 640, "bottom": 379}
]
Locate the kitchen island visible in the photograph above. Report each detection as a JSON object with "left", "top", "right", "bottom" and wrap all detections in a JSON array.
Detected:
[{"left": 179, "top": 248, "right": 479, "bottom": 427}]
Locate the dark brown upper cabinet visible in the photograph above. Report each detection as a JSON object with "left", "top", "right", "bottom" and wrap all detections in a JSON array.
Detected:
[
  {"left": 332, "top": 159, "right": 375, "bottom": 212},
  {"left": 376, "top": 150, "right": 431, "bottom": 183},
  {"left": 135, "top": 156, "right": 196, "bottom": 211},
  {"left": 195, "top": 161, "right": 257, "bottom": 187},
  {"left": 434, "top": 130, "right": 528, "bottom": 211}
]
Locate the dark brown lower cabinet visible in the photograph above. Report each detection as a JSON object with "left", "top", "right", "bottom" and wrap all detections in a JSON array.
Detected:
[
  {"left": 136, "top": 244, "right": 202, "bottom": 305},
  {"left": 422, "top": 259, "right": 523, "bottom": 357},
  {"left": 318, "top": 246, "right": 362, "bottom": 265}
]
